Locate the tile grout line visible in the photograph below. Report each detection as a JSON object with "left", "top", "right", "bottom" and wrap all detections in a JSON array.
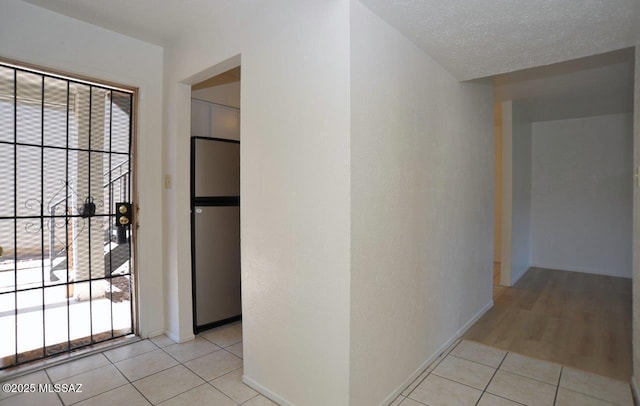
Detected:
[
  {"left": 174, "top": 345, "right": 244, "bottom": 404},
  {"left": 557, "top": 366, "right": 634, "bottom": 405},
  {"left": 430, "top": 367, "right": 495, "bottom": 392},
  {"left": 487, "top": 392, "right": 528, "bottom": 406},
  {"left": 209, "top": 364, "right": 243, "bottom": 382},
  {"left": 202, "top": 366, "right": 245, "bottom": 404},
  {"left": 47, "top": 353, "right": 111, "bottom": 383},
  {"left": 552, "top": 366, "right": 563, "bottom": 406},
  {"left": 103, "top": 339, "right": 160, "bottom": 364},
  {"left": 238, "top": 393, "right": 261, "bottom": 405},
  {"left": 448, "top": 353, "right": 506, "bottom": 370},
  {"left": 422, "top": 370, "right": 492, "bottom": 394},
  {"left": 403, "top": 340, "right": 460, "bottom": 401},
  {"left": 202, "top": 336, "right": 242, "bottom": 349},
  {"left": 408, "top": 395, "right": 430, "bottom": 406},
  {"left": 398, "top": 395, "right": 427, "bottom": 406},
  {"left": 67, "top": 382, "right": 131, "bottom": 406},
  {"left": 66, "top": 344, "right": 156, "bottom": 406},
  {"left": 558, "top": 386, "right": 625, "bottom": 405},
  {"left": 109, "top": 340, "right": 162, "bottom": 405},
  {"left": 115, "top": 338, "right": 204, "bottom": 405},
  {"left": 124, "top": 335, "right": 242, "bottom": 404},
  {"left": 416, "top": 341, "right": 626, "bottom": 406},
  {"left": 44, "top": 368, "right": 64, "bottom": 406},
  {"left": 221, "top": 347, "right": 243, "bottom": 360},
  {"left": 107, "top": 346, "right": 156, "bottom": 406},
  {"left": 496, "top": 366, "right": 562, "bottom": 387},
  {"left": 159, "top": 381, "right": 232, "bottom": 405},
  {"left": 158, "top": 339, "right": 223, "bottom": 365},
  {"left": 68, "top": 339, "right": 197, "bottom": 405},
  {"left": 473, "top": 350, "right": 508, "bottom": 406}
]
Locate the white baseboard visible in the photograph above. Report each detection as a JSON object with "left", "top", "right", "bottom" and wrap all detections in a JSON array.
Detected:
[
  {"left": 164, "top": 330, "right": 194, "bottom": 344},
  {"left": 243, "top": 374, "right": 294, "bottom": 406},
  {"left": 510, "top": 266, "right": 528, "bottom": 285},
  {"left": 631, "top": 376, "right": 639, "bottom": 405},
  {"left": 457, "top": 300, "right": 493, "bottom": 338},
  {"left": 380, "top": 300, "right": 494, "bottom": 406},
  {"left": 146, "top": 329, "right": 165, "bottom": 339},
  {"left": 378, "top": 335, "right": 460, "bottom": 406}
]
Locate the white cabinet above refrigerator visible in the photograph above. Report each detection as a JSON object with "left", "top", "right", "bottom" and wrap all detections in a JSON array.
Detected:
[{"left": 191, "top": 99, "right": 240, "bottom": 141}]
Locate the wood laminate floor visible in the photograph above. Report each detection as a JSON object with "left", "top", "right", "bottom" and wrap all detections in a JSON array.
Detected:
[{"left": 464, "top": 266, "right": 632, "bottom": 381}]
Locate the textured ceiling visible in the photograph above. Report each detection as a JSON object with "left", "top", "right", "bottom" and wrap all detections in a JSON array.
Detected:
[
  {"left": 494, "top": 48, "right": 635, "bottom": 122},
  {"left": 359, "top": 0, "right": 640, "bottom": 80}
]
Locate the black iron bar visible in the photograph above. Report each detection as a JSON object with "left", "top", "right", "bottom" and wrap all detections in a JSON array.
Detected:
[
  {"left": 108, "top": 90, "right": 114, "bottom": 338},
  {"left": 40, "top": 75, "right": 45, "bottom": 357},
  {"left": 87, "top": 86, "right": 93, "bottom": 344},
  {"left": 0, "top": 139, "right": 129, "bottom": 155},
  {"left": 12, "top": 68, "right": 17, "bottom": 366},
  {"left": 127, "top": 92, "right": 133, "bottom": 332},
  {"left": 65, "top": 80, "right": 70, "bottom": 353},
  {"left": 49, "top": 206, "right": 55, "bottom": 281},
  {"left": 0, "top": 214, "right": 116, "bottom": 220}
]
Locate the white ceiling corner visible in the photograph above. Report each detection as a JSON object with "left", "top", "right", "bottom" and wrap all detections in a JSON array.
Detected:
[{"left": 19, "top": 0, "right": 224, "bottom": 46}]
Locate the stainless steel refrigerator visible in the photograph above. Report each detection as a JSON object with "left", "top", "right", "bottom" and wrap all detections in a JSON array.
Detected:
[{"left": 191, "top": 137, "right": 241, "bottom": 333}]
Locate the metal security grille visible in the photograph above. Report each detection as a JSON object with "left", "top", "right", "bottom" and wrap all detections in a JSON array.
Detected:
[{"left": 0, "top": 62, "right": 135, "bottom": 369}]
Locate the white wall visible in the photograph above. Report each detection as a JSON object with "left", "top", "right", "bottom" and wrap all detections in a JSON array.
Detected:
[
  {"left": 632, "top": 45, "right": 639, "bottom": 397},
  {"left": 510, "top": 103, "right": 533, "bottom": 283},
  {"left": 163, "top": 1, "right": 351, "bottom": 405},
  {"left": 501, "top": 101, "right": 513, "bottom": 285},
  {"left": 500, "top": 101, "right": 533, "bottom": 285},
  {"left": 0, "top": 0, "right": 165, "bottom": 338},
  {"left": 531, "top": 114, "right": 633, "bottom": 278},
  {"left": 494, "top": 103, "right": 503, "bottom": 263},
  {"left": 350, "top": 2, "right": 494, "bottom": 404}
]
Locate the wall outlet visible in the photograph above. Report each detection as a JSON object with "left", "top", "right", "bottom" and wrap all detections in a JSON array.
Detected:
[{"left": 164, "top": 174, "right": 172, "bottom": 189}]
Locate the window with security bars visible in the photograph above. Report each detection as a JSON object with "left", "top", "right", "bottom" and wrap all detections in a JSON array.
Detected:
[{"left": 0, "top": 62, "right": 135, "bottom": 369}]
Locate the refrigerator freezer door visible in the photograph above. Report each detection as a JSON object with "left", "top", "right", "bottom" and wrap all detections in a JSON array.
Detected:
[
  {"left": 194, "top": 138, "right": 240, "bottom": 197},
  {"left": 194, "top": 206, "right": 241, "bottom": 326}
]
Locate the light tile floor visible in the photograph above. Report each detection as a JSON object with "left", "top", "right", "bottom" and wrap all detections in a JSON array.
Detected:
[
  {"left": 0, "top": 321, "right": 276, "bottom": 406},
  {"left": 393, "top": 340, "right": 634, "bottom": 406},
  {"left": 1, "top": 331, "right": 634, "bottom": 406}
]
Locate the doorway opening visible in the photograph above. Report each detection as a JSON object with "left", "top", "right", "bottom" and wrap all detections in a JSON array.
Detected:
[
  {"left": 0, "top": 60, "right": 136, "bottom": 369},
  {"left": 478, "top": 48, "right": 635, "bottom": 380},
  {"left": 492, "top": 100, "right": 505, "bottom": 301},
  {"left": 189, "top": 66, "right": 241, "bottom": 334}
]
